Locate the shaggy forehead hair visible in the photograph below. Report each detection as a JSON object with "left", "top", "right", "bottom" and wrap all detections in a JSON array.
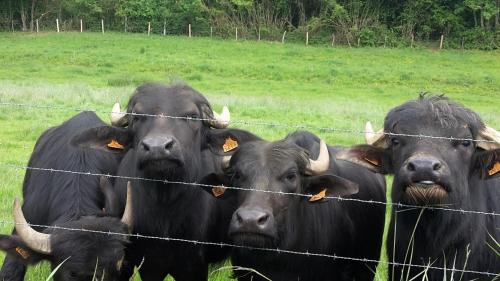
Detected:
[
  {"left": 128, "top": 83, "right": 211, "bottom": 109},
  {"left": 268, "top": 141, "right": 309, "bottom": 172},
  {"left": 384, "top": 94, "right": 485, "bottom": 137}
]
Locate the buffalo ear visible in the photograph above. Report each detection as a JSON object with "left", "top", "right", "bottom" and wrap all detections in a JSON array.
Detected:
[
  {"left": 70, "top": 126, "right": 132, "bottom": 152},
  {"left": 198, "top": 173, "right": 232, "bottom": 199},
  {"left": 335, "top": 145, "right": 392, "bottom": 174},
  {"left": 303, "top": 174, "right": 359, "bottom": 202},
  {"left": 0, "top": 235, "right": 46, "bottom": 264},
  {"left": 473, "top": 149, "right": 500, "bottom": 179},
  {"left": 204, "top": 128, "right": 261, "bottom": 155}
]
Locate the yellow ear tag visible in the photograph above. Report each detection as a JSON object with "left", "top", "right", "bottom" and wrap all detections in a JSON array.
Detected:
[
  {"left": 309, "top": 189, "right": 327, "bottom": 202},
  {"left": 212, "top": 185, "right": 226, "bottom": 197},
  {"left": 488, "top": 162, "right": 500, "bottom": 176},
  {"left": 15, "top": 247, "right": 30, "bottom": 259},
  {"left": 107, "top": 139, "right": 124, "bottom": 150},
  {"left": 222, "top": 137, "right": 238, "bottom": 152},
  {"left": 364, "top": 157, "right": 379, "bottom": 166}
]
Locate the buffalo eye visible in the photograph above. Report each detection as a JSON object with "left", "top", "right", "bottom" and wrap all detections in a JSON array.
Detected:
[
  {"left": 390, "top": 138, "right": 400, "bottom": 146},
  {"left": 284, "top": 172, "right": 297, "bottom": 182},
  {"left": 185, "top": 113, "right": 199, "bottom": 120},
  {"left": 132, "top": 113, "right": 141, "bottom": 123},
  {"left": 461, "top": 140, "right": 472, "bottom": 147}
]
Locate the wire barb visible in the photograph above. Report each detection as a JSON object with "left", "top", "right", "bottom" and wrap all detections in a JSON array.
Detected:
[
  {"left": 1, "top": 163, "right": 498, "bottom": 217},
  {"left": 0, "top": 102, "right": 497, "bottom": 143}
]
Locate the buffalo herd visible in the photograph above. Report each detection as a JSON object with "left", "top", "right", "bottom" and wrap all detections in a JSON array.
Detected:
[{"left": 0, "top": 83, "right": 498, "bottom": 281}]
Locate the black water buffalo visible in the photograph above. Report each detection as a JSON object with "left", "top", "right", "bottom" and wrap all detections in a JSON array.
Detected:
[
  {"left": 73, "top": 83, "right": 260, "bottom": 280},
  {"left": 0, "top": 112, "right": 133, "bottom": 281},
  {"left": 338, "top": 95, "right": 500, "bottom": 280},
  {"left": 201, "top": 131, "right": 387, "bottom": 281}
]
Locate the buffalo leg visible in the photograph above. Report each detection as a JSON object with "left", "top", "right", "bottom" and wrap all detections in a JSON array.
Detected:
[{"left": 0, "top": 254, "right": 26, "bottom": 281}]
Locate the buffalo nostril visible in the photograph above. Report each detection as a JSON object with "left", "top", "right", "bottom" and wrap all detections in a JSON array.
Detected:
[
  {"left": 141, "top": 142, "right": 150, "bottom": 152},
  {"left": 257, "top": 214, "right": 269, "bottom": 226},
  {"left": 433, "top": 162, "right": 442, "bottom": 171},
  {"left": 164, "top": 140, "right": 173, "bottom": 150},
  {"left": 236, "top": 213, "right": 243, "bottom": 224},
  {"left": 407, "top": 162, "right": 415, "bottom": 171}
]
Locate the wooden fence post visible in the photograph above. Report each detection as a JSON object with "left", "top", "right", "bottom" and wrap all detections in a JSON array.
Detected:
[
  {"left": 101, "top": 19, "right": 104, "bottom": 34},
  {"left": 439, "top": 34, "right": 444, "bottom": 49},
  {"left": 411, "top": 34, "right": 414, "bottom": 48},
  {"left": 210, "top": 26, "right": 213, "bottom": 38},
  {"left": 282, "top": 31, "right": 286, "bottom": 44},
  {"left": 461, "top": 37, "right": 465, "bottom": 49},
  {"left": 163, "top": 20, "right": 166, "bottom": 36},
  {"left": 235, "top": 27, "right": 238, "bottom": 40},
  {"left": 80, "top": 19, "right": 83, "bottom": 32},
  {"left": 36, "top": 19, "right": 39, "bottom": 33},
  {"left": 188, "top": 24, "right": 191, "bottom": 37},
  {"left": 148, "top": 22, "right": 151, "bottom": 35},
  {"left": 331, "top": 33, "right": 335, "bottom": 46},
  {"left": 306, "top": 31, "right": 309, "bottom": 45},
  {"left": 124, "top": 16, "right": 127, "bottom": 33},
  {"left": 11, "top": 20, "right": 14, "bottom": 32},
  {"left": 56, "top": 18, "right": 59, "bottom": 33},
  {"left": 258, "top": 28, "right": 261, "bottom": 41}
]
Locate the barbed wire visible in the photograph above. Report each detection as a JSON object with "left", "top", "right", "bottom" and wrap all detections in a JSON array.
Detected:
[
  {"left": 0, "top": 220, "right": 497, "bottom": 277},
  {"left": 1, "top": 163, "right": 498, "bottom": 217},
  {"left": 0, "top": 102, "right": 498, "bottom": 143}
]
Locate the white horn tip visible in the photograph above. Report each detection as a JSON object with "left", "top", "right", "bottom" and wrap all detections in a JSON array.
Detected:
[
  {"left": 220, "top": 106, "right": 230, "bottom": 124},
  {"left": 365, "top": 122, "right": 374, "bottom": 133},
  {"left": 112, "top": 103, "right": 121, "bottom": 114}
]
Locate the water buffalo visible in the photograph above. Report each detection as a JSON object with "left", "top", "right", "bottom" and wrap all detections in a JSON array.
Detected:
[
  {"left": 0, "top": 111, "right": 133, "bottom": 281},
  {"left": 73, "top": 83, "right": 261, "bottom": 280},
  {"left": 338, "top": 94, "right": 500, "bottom": 280},
  {"left": 200, "top": 131, "right": 386, "bottom": 281}
]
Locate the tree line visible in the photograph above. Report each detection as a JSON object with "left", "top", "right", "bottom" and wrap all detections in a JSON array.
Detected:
[{"left": 1, "top": 0, "right": 498, "bottom": 49}]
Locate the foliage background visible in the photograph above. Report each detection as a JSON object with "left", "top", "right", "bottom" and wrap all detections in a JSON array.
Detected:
[{"left": 1, "top": 0, "right": 499, "bottom": 49}]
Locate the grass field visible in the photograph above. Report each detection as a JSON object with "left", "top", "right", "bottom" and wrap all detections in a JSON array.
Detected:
[{"left": 0, "top": 32, "right": 499, "bottom": 280}]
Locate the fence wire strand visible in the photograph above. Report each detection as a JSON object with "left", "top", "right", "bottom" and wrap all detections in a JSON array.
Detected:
[
  {"left": 0, "top": 220, "right": 497, "bottom": 277},
  {"left": 0, "top": 102, "right": 498, "bottom": 143},
  {"left": 1, "top": 163, "right": 498, "bottom": 217},
  {"left": 0, "top": 102, "right": 499, "bottom": 278}
]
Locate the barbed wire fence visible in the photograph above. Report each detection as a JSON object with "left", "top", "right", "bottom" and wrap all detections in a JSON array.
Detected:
[
  {"left": 0, "top": 102, "right": 499, "bottom": 278},
  {"left": 0, "top": 219, "right": 496, "bottom": 278}
]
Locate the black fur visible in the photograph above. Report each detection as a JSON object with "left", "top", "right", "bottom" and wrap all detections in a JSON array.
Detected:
[
  {"left": 384, "top": 95, "right": 500, "bottom": 280},
  {"left": 340, "top": 95, "right": 500, "bottom": 280},
  {"left": 104, "top": 83, "right": 261, "bottom": 280},
  {"left": 205, "top": 131, "right": 386, "bottom": 281},
  {"left": 0, "top": 112, "right": 129, "bottom": 281}
]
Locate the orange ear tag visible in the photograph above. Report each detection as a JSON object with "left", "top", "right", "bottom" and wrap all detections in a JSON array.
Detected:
[
  {"left": 364, "top": 157, "right": 379, "bottom": 166},
  {"left": 212, "top": 185, "right": 226, "bottom": 197},
  {"left": 309, "top": 189, "right": 327, "bottom": 202},
  {"left": 222, "top": 137, "right": 238, "bottom": 152},
  {"left": 488, "top": 162, "right": 500, "bottom": 176},
  {"left": 107, "top": 140, "right": 124, "bottom": 150},
  {"left": 15, "top": 247, "right": 30, "bottom": 259}
]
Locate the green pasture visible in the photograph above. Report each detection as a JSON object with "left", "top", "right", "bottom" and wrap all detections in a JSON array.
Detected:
[{"left": 0, "top": 32, "right": 498, "bottom": 280}]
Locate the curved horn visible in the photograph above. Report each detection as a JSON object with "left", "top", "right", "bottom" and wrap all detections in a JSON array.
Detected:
[
  {"left": 209, "top": 106, "right": 230, "bottom": 129},
  {"left": 222, "top": 155, "right": 232, "bottom": 170},
  {"left": 110, "top": 103, "right": 129, "bottom": 127},
  {"left": 364, "top": 122, "right": 388, "bottom": 149},
  {"left": 121, "top": 182, "right": 133, "bottom": 232},
  {"left": 13, "top": 198, "right": 51, "bottom": 254},
  {"left": 305, "top": 140, "right": 330, "bottom": 175},
  {"left": 477, "top": 126, "right": 500, "bottom": 150}
]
